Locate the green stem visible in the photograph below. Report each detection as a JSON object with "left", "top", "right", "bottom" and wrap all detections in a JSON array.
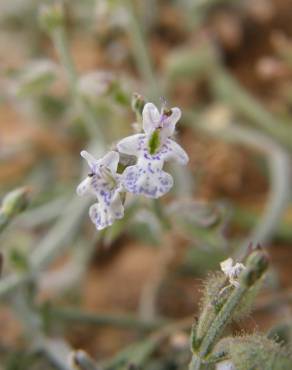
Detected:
[
  {"left": 189, "top": 250, "right": 268, "bottom": 369},
  {"left": 165, "top": 42, "right": 292, "bottom": 150},
  {"left": 238, "top": 142, "right": 290, "bottom": 256},
  {"left": 18, "top": 196, "right": 68, "bottom": 228},
  {"left": 189, "top": 356, "right": 202, "bottom": 370},
  {"left": 189, "top": 286, "right": 246, "bottom": 370},
  {"left": 30, "top": 197, "right": 90, "bottom": 269},
  {"left": 102, "top": 316, "right": 192, "bottom": 369},
  {"left": 0, "top": 214, "right": 10, "bottom": 234},
  {"left": 185, "top": 111, "right": 291, "bottom": 257},
  {"left": 0, "top": 199, "right": 90, "bottom": 299},
  {"left": 125, "top": 0, "right": 160, "bottom": 102},
  {"left": 0, "top": 274, "right": 31, "bottom": 297},
  {"left": 38, "top": 338, "right": 72, "bottom": 370},
  {"left": 232, "top": 206, "right": 292, "bottom": 243},
  {"left": 51, "top": 27, "right": 77, "bottom": 91},
  {"left": 12, "top": 291, "right": 72, "bottom": 370},
  {"left": 51, "top": 25, "right": 102, "bottom": 139},
  {"left": 211, "top": 67, "right": 292, "bottom": 151},
  {"left": 199, "top": 286, "right": 246, "bottom": 358},
  {"left": 69, "top": 350, "right": 99, "bottom": 370},
  {"left": 48, "top": 307, "right": 168, "bottom": 331}
]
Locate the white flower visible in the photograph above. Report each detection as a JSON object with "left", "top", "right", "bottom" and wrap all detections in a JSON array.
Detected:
[
  {"left": 220, "top": 258, "right": 246, "bottom": 287},
  {"left": 117, "top": 102, "right": 189, "bottom": 198},
  {"left": 76, "top": 150, "right": 124, "bottom": 230},
  {"left": 216, "top": 360, "right": 236, "bottom": 370}
]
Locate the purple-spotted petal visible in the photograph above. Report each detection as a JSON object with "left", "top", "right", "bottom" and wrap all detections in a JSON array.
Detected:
[
  {"left": 76, "top": 177, "right": 91, "bottom": 196},
  {"left": 89, "top": 203, "right": 110, "bottom": 230},
  {"left": 78, "top": 149, "right": 125, "bottom": 231},
  {"left": 89, "top": 192, "right": 124, "bottom": 230},
  {"left": 142, "top": 102, "right": 160, "bottom": 134},
  {"left": 122, "top": 164, "right": 173, "bottom": 198},
  {"left": 80, "top": 150, "right": 98, "bottom": 169},
  {"left": 99, "top": 150, "right": 119, "bottom": 173},
  {"left": 109, "top": 191, "right": 125, "bottom": 219},
  {"left": 117, "top": 134, "right": 145, "bottom": 156},
  {"left": 160, "top": 107, "right": 181, "bottom": 138},
  {"left": 162, "top": 139, "right": 189, "bottom": 165}
]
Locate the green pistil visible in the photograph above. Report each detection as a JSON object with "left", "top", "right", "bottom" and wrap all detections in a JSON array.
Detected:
[
  {"left": 148, "top": 129, "right": 161, "bottom": 155},
  {"left": 100, "top": 167, "right": 117, "bottom": 189}
]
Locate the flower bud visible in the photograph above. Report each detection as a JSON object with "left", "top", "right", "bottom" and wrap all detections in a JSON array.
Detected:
[
  {"left": 239, "top": 249, "right": 269, "bottom": 287},
  {"left": 216, "top": 360, "right": 235, "bottom": 370},
  {"left": 0, "top": 187, "right": 31, "bottom": 232},
  {"left": 69, "top": 350, "right": 98, "bottom": 370},
  {"left": 39, "top": 3, "right": 64, "bottom": 33},
  {"left": 1, "top": 187, "right": 30, "bottom": 215},
  {"left": 131, "top": 92, "right": 145, "bottom": 117}
]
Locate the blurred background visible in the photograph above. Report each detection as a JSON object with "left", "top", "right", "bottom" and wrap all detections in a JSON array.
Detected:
[{"left": 0, "top": 0, "right": 292, "bottom": 369}]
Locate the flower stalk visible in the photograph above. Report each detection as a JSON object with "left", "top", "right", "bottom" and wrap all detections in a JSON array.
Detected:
[{"left": 39, "top": 3, "right": 102, "bottom": 139}]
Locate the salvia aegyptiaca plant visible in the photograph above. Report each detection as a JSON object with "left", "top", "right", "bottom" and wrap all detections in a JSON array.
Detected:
[{"left": 1, "top": 2, "right": 292, "bottom": 370}]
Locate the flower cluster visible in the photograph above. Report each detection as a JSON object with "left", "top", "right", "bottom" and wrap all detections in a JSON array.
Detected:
[{"left": 77, "top": 100, "right": 189, "bottom": 230}]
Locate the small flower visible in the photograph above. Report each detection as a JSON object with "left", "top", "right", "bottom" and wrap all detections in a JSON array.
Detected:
[
  {"left": 216, "top": 360, "right": 236, "bottom": 370},
  {"left": 76, "top": 150, "right": 124, "bottom": 230},
  {"left": 220, "top": 258, "right": 246, "bottom": 287},
  {"left": 117, "top": 102, "right": 189, "bottom": 198}
]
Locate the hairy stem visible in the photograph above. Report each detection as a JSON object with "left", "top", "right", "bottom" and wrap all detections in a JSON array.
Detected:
[
  {"left": 189, "top": 250, "right": 268, "bottom": 369},
  {"left": 189, "top": 356, "right": 202, "bottom": 370},
  {"left": 200, "top": 286, "right": 246, "bottom": 358}
]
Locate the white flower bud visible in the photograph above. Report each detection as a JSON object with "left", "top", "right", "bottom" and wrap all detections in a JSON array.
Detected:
[{"left": 216, "top": 360, "right": 236, "bottom": 370}]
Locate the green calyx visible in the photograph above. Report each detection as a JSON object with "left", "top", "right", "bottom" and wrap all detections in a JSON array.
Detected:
[{"left": 148, "top": 130, "right": 161, "bottom": 155}]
